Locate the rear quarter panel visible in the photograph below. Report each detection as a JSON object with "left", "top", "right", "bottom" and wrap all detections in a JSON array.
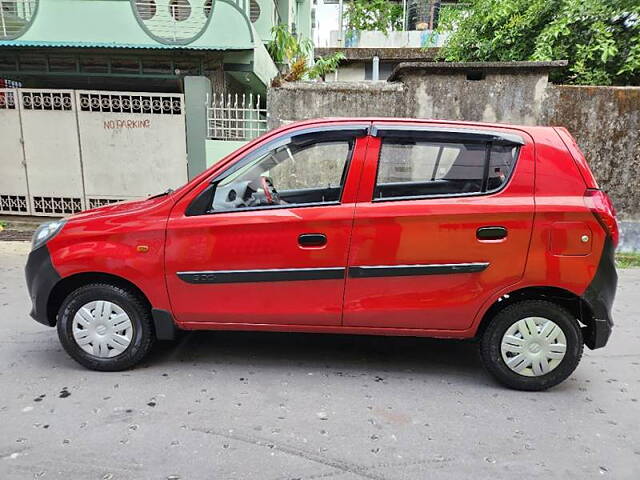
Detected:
[
  {"left": 469, "top": 126, "right": 604, "bottom": 334},
  {"left": 524, "top": 126, "right": 604, "bottom": 293}
]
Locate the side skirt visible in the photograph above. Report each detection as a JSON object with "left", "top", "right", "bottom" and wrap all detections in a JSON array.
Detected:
[{"left": 177, "top": 321, "right": 477, "bottom": 339}]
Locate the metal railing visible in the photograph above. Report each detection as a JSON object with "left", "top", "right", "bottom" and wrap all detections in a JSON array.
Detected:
[
  {"left": 207, "top": 93, "right": 267, "bottom": 141},
  {"left": 0, "top": 0, "right": 37, "bottom": 39}
]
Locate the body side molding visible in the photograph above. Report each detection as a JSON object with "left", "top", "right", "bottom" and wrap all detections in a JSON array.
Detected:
[
  {"left": 348, "top": 262, "right": 489, "bottom": 278},
  {"left": 177, "top": 267, "right": 346, "bottom": 284},
  {"left": 177, "top": 263, "right": 489, "bottom": 284}
]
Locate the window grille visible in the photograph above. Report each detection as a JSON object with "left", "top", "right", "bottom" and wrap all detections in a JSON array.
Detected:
[
  {"left": 0, "top": 194, "right": 28, "bottom": 213},
  {"left": 33, "top": 196, "right": 83, "bottom": 215},
  {"left": 88, "top": 198, "right": 125, "bottom": 209},
  {"left": 0, "top": 89, "right": 16, "bottom": 109},
  {"left": 22, "top": 91, "right": 73, "bottom": 111},
  {"left": 78, "top": 93, "right": 182, "bottom": 115}
]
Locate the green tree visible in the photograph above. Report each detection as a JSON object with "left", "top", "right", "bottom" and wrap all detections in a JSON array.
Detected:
[
  {"left": 345, "top": 0, "right": 404, "bottom": 34},
  {"left": 267, "top": 24, "right": 313, "bottom": 66},
  {"left": 267, "top": 25, "right": 344, "bottom": 85},
  {"left": 439, "top": 0, "right": 640, "bottom": 85}
]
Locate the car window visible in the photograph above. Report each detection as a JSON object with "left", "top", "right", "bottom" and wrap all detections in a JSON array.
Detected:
[
  {"left": 210, "top": 136, "right": 354, "bottom": 212},
  {"left": 375, "top": 139, "right": 518, "bottom": 200},
  {"left": 269, "top": 141, "right": 348, "bottom": 191},
  {"left": 487, "top": 144, "right": 519, "bottom": 191}
]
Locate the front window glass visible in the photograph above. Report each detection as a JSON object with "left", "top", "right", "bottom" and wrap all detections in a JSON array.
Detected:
[{"left": 209, "top": 136, "right": 353, "bottom": 212}]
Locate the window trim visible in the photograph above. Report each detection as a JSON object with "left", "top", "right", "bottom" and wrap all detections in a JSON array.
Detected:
[
  {"left": 186, "top": 125, "right": 368, "bottom": 216},
  {"left": 211, "top": 201, "right": 341, "bottom": 215},
  {"left": 371, "top": 125, "right": 525, "bottom": 146},
  {"left": 372, "top": 133, "right": 521, "bottom": 203}
]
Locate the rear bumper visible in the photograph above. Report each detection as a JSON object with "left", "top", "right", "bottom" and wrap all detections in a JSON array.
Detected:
[
  {"left": 581, "top": 237, "right": 617, "bottom": 349},
  {"left": 25, "top": 245, "right": 60, "bottom": 327}
]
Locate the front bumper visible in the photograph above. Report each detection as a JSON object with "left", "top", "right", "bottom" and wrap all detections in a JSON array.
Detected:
[
  {"left": 25, "top": 245, "right": 60, "bottom": 327},
  {"left": 581, "top": 236, "right": 617, "bottom": 349}
]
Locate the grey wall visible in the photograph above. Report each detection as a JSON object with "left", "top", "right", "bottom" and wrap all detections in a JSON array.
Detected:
[
  {"left": 399, "top": 69, "right": 550, "bottom": 126},
  {"left": 267, "top": 68, "right": 640, "bottom": 228},
  {"left": 545, "top": 86, "right": 640, "bottom": 220},
  {"left": 267, "top": 81, "right": 405, "bottom": 130}
]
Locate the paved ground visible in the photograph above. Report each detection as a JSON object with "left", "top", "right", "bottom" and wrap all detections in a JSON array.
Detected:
[{"left": 1, "top": 241, "right": 639, "bottom": 480}]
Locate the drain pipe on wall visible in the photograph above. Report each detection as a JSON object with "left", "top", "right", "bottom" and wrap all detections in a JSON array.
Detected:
[{"left": 372, "top": 56, "right": 380, "bottom": 81}]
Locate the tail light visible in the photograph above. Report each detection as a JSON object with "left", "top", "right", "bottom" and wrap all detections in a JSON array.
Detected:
[{"left": 584, "top": 189, "right": 619, "bottom": 247}]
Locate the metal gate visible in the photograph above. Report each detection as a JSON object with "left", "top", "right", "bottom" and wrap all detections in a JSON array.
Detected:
[
  {"left": 0, "top": 89, "right": 29, "bottom": 214},
  {"left": 0, "top": 88, "right": 188, "bottom": 216}
]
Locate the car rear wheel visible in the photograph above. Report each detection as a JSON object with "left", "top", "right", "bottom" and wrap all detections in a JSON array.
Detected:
[
  {"left": 480, "top": 300, "right": 583, "bottom": 391},
  {"left": 57, "top": 283, "right": 154, "bottom": 371}
]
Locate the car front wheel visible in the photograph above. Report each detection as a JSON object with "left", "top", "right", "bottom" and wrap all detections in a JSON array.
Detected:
[
  {"left": 57, "top": 283, "right": 154, "bottom": 371},
  {"left": 480, "top": 300, "right": 583, "bottom": 391}
]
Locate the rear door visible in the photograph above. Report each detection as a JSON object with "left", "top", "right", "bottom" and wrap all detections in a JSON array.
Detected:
[
  {"left": 343, "top": 122, "right": 535, "bottom": 331},
  {"left": 165, "top": 125, "right": 368, "bottom": 327}
]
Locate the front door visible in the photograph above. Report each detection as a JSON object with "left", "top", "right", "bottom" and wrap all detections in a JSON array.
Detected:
[
  {"left": 343, "top": 123, "right": 535, "bottom": 331},
  {"left": 165, "top": 126, "right": 368, "bottom": 327}
]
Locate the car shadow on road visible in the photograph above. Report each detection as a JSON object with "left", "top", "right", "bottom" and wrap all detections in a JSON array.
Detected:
[{"left": 146, "top": 330, "right": 492, "bottom": 387}]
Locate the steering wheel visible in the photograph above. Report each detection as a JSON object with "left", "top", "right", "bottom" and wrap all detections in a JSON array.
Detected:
[{"left": 260, "top": 176, "right": 281, "bottom": 205}]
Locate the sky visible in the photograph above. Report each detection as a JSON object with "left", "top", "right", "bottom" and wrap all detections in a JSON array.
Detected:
[{"left": 314, "top": 0, "right": 340, "bottom": 47}]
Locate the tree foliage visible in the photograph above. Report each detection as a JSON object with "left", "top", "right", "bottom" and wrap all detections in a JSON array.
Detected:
[
  {"left": 439, "top": 0, "right": 640, "bottom": 85},
  {"left": 307, "top": 52, "right": 346, "bottom": 81},
  {"left": 345, "top": 0, "right": 404, "bottom": 34},
  {"left": 267, "top": 24, "right": 313, "bottom": 66},
  {"left": 267, "top": 25, "right": 344, "bottom": 85}
]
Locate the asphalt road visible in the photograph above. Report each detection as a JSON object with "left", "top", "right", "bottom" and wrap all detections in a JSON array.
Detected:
[{"left": 1, "top": 240, "right": 639, "bottom": 479}]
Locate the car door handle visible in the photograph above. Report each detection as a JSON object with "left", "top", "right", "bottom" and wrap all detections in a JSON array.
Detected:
[
  {"left": 298, "top": 233, "right": 327, "bottom": 247},
  {"left": 477, "top": 226, "right": 508, "bottom": 240}
]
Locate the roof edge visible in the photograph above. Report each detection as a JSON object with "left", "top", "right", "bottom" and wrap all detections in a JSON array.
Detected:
[
  {"left": 389, "top": 60, "right": 568, "bottom": 81},
  {"left": 314, "top": 47, "right": 440, "bottom": 62},
  {"left": 0, "top": 40, "right": 252, "bottom": 51}
]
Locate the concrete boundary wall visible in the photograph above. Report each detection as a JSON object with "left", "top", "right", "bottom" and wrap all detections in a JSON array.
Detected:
[
  {"left": 268, "top": 63, "right": 639, "bottom": 249},
  {"left": 268, "top": 82, "right": 406, "bottom": 127},
  {"left": 545, "top": 86, "right": 640, "bottom": 218}
]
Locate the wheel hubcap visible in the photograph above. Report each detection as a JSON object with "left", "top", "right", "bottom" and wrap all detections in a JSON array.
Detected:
[
  {"left": 72, "top": 301, "right": 133, "bottom": 358},
  {"left": 500, "top": 317, "right": 567, "bottom": 377}
]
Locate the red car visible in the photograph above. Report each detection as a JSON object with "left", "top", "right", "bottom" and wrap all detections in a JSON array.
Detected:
[{"left": 25, "top": 118, "right": 618, "bottom": 390}]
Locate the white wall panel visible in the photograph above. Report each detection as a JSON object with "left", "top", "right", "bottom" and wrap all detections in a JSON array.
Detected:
[
  {"left": 2, "top": 88, "right": 188, "bottom": 216},
  {"left": 76, "top": 90, "right": 188, "bottom": 205},
  {"left": 19, "top": 90, "right": 85, "bottom": 215},
  {"left": 0, "top": 89, "right": 30, "bottom": 214}
]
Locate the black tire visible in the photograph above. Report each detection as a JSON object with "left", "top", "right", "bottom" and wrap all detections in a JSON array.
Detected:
[
  {"left": 480, "top": 300, "right": 583, "bottom": 391},
  {"left": 56, "top": 283, "right": 154, "bottom": 371}
]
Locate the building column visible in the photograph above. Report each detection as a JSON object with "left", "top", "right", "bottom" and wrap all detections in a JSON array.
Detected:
[{"left": 184, "top": 76, "right": 212, "bottom": 179}]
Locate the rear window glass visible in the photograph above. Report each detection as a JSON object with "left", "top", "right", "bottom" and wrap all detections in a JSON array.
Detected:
[{"left": 375, "top": 140, "right": 518, "bottom": 200}]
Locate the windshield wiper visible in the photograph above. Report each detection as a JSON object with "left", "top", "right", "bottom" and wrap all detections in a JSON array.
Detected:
[{"left": 149, "top": 188, "right": 174, "bottom": 199}]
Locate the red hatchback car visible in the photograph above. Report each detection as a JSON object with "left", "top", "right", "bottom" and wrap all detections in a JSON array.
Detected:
[{"left": 25, "top": 118, "right": 618, "bottom": 390}]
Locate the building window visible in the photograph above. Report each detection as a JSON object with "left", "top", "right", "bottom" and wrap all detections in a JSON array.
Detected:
[
  {"left": 135, "top": 0, "right": 157, "bottom": 20},
  {"left": 1, "top": 1, "right": 18, "bottom": 16},
  {"left": 132, "top": 0, "right": 210, "bottom": 44},
  {"left": 249, "top": 0, "right": 260, "bottom": 23},
  {"left": 169, "top": 0, "right": 191, "bottom": 21},
  {"left": 0, "top": 0, "right": 38, "bottom": 40}
]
